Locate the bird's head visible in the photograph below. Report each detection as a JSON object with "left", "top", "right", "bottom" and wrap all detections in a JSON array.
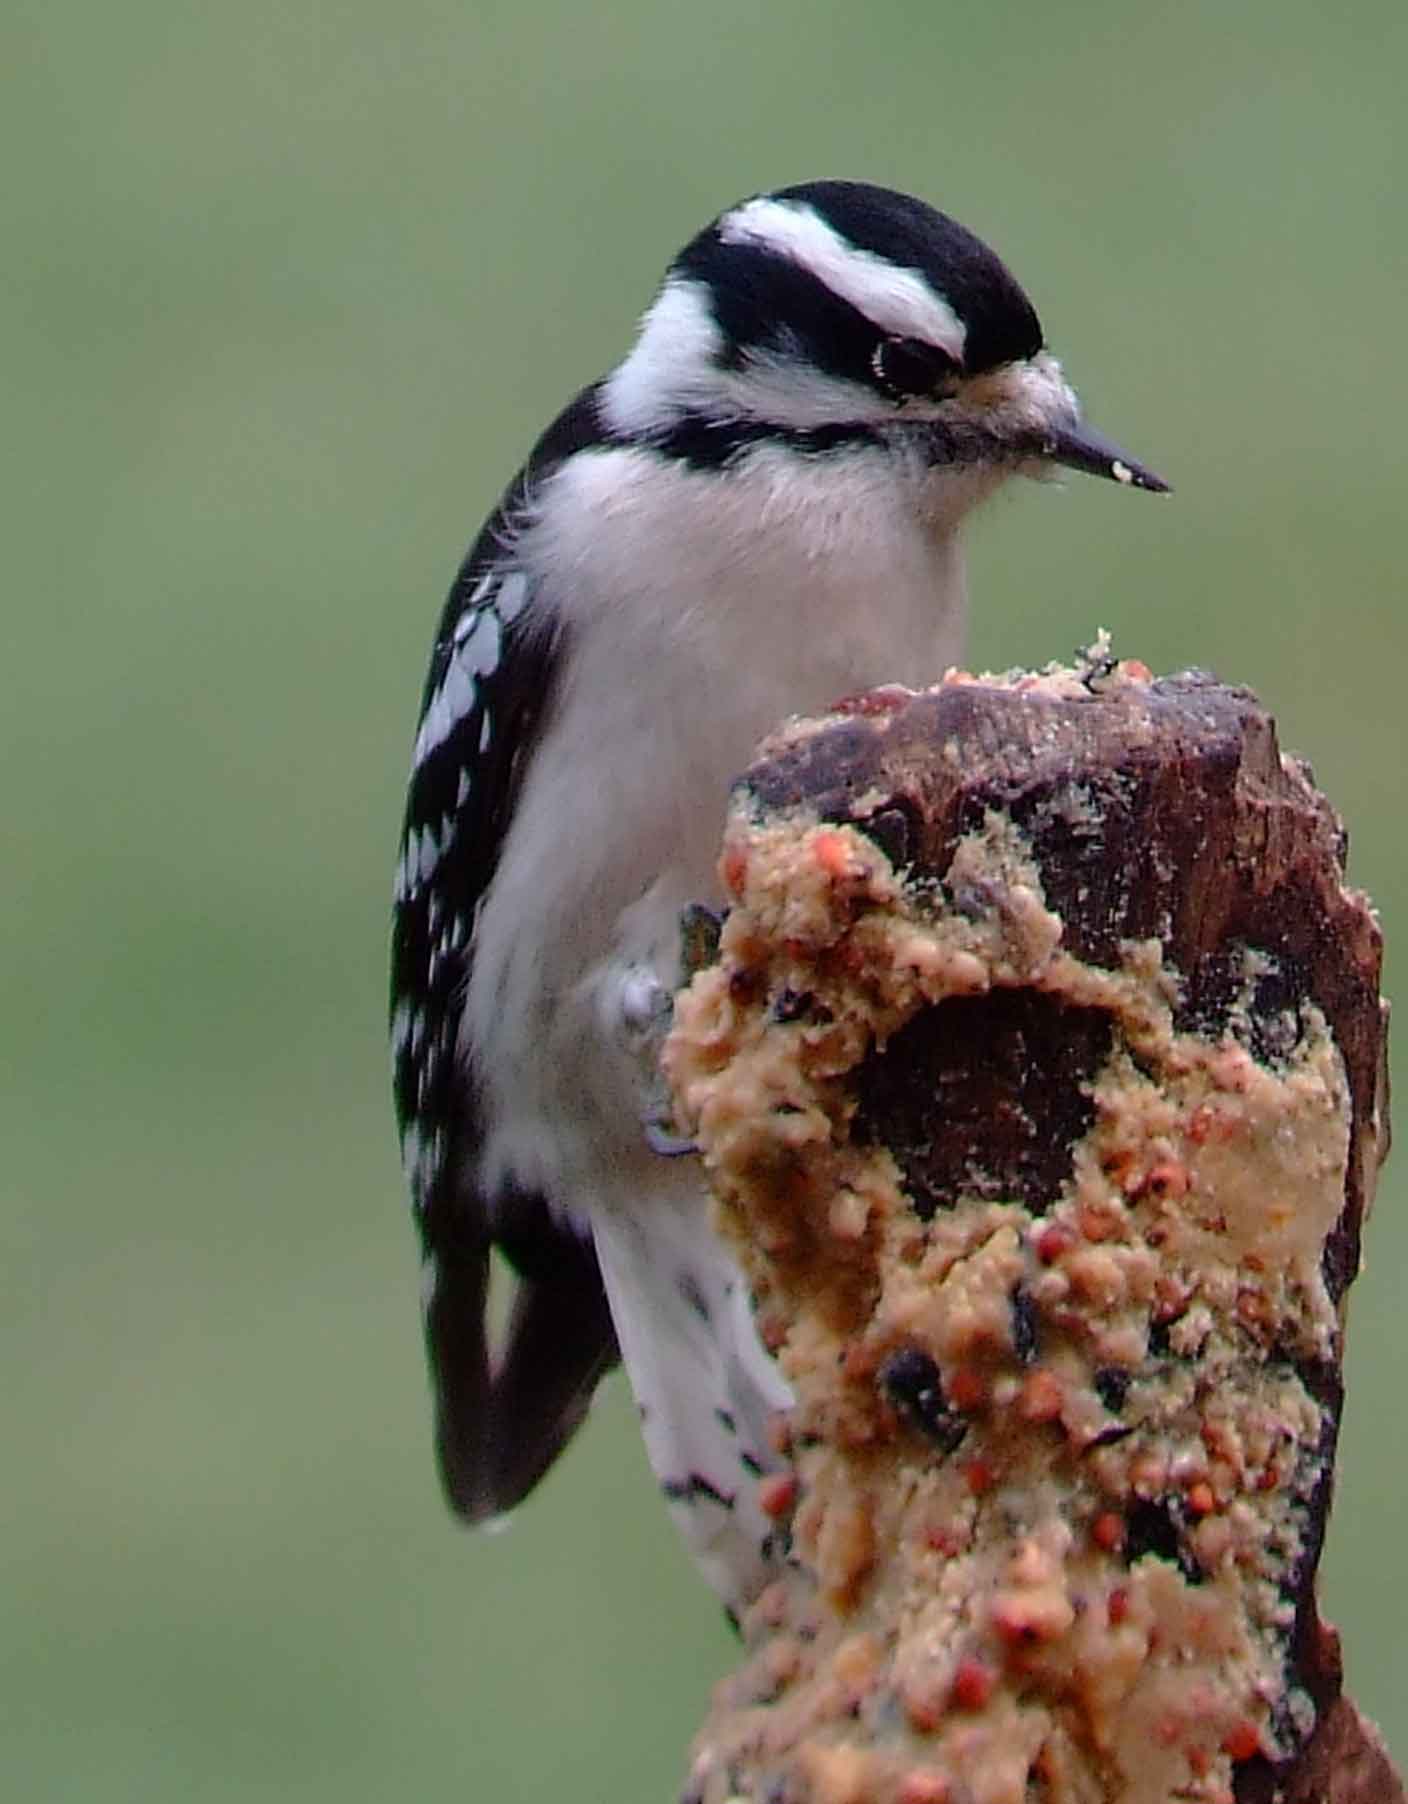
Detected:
[{"left": 601, "top": 179, "right": 1168, "bottom": 499}]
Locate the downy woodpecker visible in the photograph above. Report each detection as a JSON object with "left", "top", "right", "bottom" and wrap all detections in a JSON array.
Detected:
[{"left": 391, "top": 180, "right": 1167, "bottom": 1611}]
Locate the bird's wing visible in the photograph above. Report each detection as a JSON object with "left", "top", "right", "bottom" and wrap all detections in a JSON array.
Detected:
[{"left": 390, "top": 386, "right": 621, "bottom": 1521}]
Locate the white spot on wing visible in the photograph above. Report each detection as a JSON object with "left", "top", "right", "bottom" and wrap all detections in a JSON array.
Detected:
[
  {"left": 394, "top": 839, "right": 414, "bottom": 902},
  {"left": 461, "top": 609, "right": 501, "bottom": 679},
  {"left": 455, "top": 572, "right": 497, "bottom": 636},
  {"left": 413, "top": 690, "right": 451, "bottom": 766},
  {"left": 390, "top": 999, "right": 416, "bottom": 1059},
  {"left": 400, "top": 1122, "right": 424, "bottom": 1188},
  {"left": 496, "top": 571, "right": 528, "bottom": 624},
  {"left": 440, "top": 655, "right": 475, "bottom": 730}
]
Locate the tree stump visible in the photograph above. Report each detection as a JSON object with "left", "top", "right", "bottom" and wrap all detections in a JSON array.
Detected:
[{"left": 665, "top": 661, "right": 1394, "bottom": 1804}]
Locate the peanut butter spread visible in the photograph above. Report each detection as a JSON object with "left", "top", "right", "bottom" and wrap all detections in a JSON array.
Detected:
[{"left": 666, "top": 747, "right": 1349, "bottom": 1804}]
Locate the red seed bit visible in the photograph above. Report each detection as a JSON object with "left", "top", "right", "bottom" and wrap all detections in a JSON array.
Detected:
[
  {"left": 1018, "top": 1368, "right": 1063, "bottom": 1424},
  {"left": 950, "top": 1657, "right": 995, "bottom": 1712},
  {"left": 759, "top": 1320, "right": 788, "bottom": 1354},
  {"left": 1107, "top": 1587, "right": 1131, "bottom": 1626},
  {"left": 720, "top": 843, "right": 748, "bottom": 898},
  {"left": 1079, "top": 1199, "right": 1122, "bottom": 1240},
  {"left": 757, "top": 1472, "right": 798, "bottom": 1520},
  {"left": 841, "top": 1338, "right": 881, "bottom": 1382},
  {"left": 1141, "top": 1158, "right": 1190, "bottom": 1200},
  {"left": 812, "top": 829, "right": 859, "bottom": 880},
  {"left": 727, "top": 964, "right": 762, "bottom": 1004},
  {"left": 963, "top": 1458, "right": 997, "bottom": 1497},
  {"left": 1034, "top": 1221, "right": 1075, "bottom": 1264},
  {"left": 1153, "top": 1274, "right": 1190, "bottom": 1321},
  {"left": 1201, "top": 1418, "right": 1233, "bottom": 1459},
  {"left": 898, "top": 1772, "right": 951, "bottom": 1804},
  {"left": 990, "top": 1591, "right": 1072, "bottom": 1649},
  {"left": 1092, "top": 1510, "right": 1126, "bottom": 1554},
  {"left": 1131, "top": 1450, "right": 1170, "bottom": 1496},
  {"left": 833, "top": 684, "right": 914, "bottom": 720},
  {"left": 1101, "top": 1146, "right": 1138, "bottom": 1187},
  {"left": 1222, "top": 1719, "right": 1262, "bottom": 1762},
  {"left": 1186, "top": 1480, "right": 1217, "bottom": 1517},
  {"left": 946, "top": 1366, "right": 986, "bottom": 1412},
  {"left": 1236, "top": 1287, "right": 1270, "bottom": 1328},
  {"left": 1209, "top": 1044, "right": 1255, "bottom": 1093},
  {"left": 901, "top": 1672, "right": 949, "bottom": 1733}
]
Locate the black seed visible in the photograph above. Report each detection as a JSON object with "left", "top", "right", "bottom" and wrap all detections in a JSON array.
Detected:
[
  {"left": 1148, "top": 1317, "right": 1172, "bottom": 1357},
  {"left": 1010, "top": 1284, "right": 1039, "bottom": 1364},
  {"left": 771, "top": 987, "right": 815, "bottom": 1023},
  {"left": 728, "top": 965, "right": 763, "bottom": 1003},
  {"left": 858, "top": 803, "right": 914, "bottom": 869},
  {"left": 878, "top": 1347, "right": 968, "bottom": 1453},
  {"left": 1094, "top": 1366, "right": 1131, "bottom": 1412},
  {"left": 1085, "top": 1422, "right": 1135, "bottom": 1450}
]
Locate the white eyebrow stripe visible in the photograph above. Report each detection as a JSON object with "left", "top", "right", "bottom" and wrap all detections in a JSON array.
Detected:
[{"left": 720, "top": 197, "right": 968, "bottom": 361}]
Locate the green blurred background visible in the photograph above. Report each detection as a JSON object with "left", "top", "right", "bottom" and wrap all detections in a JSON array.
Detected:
[{"left": 5, "top": 1, "right": 1404, "bottom": 1796}]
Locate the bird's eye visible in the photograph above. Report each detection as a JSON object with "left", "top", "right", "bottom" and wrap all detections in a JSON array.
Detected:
[{"left": 871, "top": 336, "right": 961, "bottom": 402}]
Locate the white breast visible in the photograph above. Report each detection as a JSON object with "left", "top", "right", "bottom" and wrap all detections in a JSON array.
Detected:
[{"left": 466, "top": 440, "right": 973, "bottom": 1197}]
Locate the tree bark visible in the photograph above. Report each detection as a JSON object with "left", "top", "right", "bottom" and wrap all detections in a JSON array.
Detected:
[{"left": 667, "top": 664, "right": 1394, "bottom": 1804}]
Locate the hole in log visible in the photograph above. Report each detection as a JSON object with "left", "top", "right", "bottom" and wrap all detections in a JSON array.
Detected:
[{"left": 852, "top": 991, "right": 1114, "bottom": 1218}]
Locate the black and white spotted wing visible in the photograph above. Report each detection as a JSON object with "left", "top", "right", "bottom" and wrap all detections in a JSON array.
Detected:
[{"left": 390, "top": 384, "right": 620, "bottom": 1522}]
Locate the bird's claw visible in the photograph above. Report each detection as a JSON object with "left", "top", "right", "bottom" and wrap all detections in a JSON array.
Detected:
[{"left": 643, "top": 1112, "right": 698, "bottom": 1158}]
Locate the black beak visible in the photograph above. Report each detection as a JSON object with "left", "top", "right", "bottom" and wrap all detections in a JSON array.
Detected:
[{"left": 1036, "top": 419, "right": 1170, "bottom": 493}]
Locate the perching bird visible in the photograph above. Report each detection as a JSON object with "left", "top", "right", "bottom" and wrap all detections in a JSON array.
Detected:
[{"left": 390, "top": 179, "right": 1167, "bottom": 1612}]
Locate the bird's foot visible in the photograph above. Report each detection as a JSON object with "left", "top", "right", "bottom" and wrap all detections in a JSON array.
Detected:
[
  {"left": 616, "top": 967, "right": 697, "bottom": 1157},
  {"left": 615, "top": 906, "right": 724, "bottom": 1158}
]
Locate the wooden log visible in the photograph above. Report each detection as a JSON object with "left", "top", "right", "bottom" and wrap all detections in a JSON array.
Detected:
[{"left": 665, "top": 661, "right": 1394, "bottom": 1804}]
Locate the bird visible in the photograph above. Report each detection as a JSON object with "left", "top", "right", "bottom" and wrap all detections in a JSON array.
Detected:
[{"left": 390, "top": 179, "right": 1168, "bottom": 1613}]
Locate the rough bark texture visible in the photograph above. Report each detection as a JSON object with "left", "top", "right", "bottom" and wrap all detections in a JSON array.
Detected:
[{"left": 669, "top": 667, "right": 1394, "bottom": 1804}]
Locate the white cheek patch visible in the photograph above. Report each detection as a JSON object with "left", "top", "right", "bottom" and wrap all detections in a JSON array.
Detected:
[
  {"left": 721, "top": 196, "right": 968, "bottom": 361},
  {"left": 602, "top": 278, "right": 725, "bottom": 435}
]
